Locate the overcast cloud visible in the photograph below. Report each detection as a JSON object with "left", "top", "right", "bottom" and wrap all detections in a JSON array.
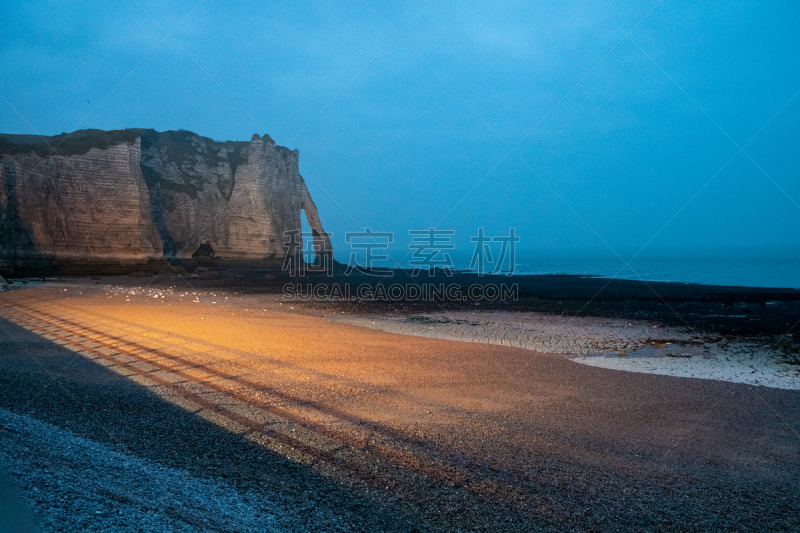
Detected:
[{"left": 1, "top": 0, "right": 798, "bottom": 264}]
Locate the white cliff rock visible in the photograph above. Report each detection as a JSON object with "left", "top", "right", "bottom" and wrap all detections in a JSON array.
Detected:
[{"left": 0, "top": 128, "right": 332, "bottom": 273}]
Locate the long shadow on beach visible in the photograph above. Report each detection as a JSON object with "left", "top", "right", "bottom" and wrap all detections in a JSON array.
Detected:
[
  {"left": 0, "top": 316, "right": 423, "bottom": 532},
  {"left": 1, "top": 311, "right": 799, "bottom": 532}
]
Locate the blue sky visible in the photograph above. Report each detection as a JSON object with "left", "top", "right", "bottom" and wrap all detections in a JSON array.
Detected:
[{"left": 2, "top": 0, "right": 799, "bottom": 266}]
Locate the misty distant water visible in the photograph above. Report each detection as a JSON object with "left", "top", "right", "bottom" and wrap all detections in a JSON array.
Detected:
[
  {"left": 328, "top": 236, "right": 800, "bottom": 289},
  {"left": 446, "top": 248, "right": 800, "bottom": 289},
  {"left": 507, "top": 256, "right": 800, "bottom": 289}
]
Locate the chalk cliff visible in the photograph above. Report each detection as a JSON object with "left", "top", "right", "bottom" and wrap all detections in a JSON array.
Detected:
[{"left": 0, "top": 129, "right": 332, "bottom": 274}]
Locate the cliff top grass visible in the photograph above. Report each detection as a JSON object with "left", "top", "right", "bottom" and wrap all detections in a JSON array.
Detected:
[
  {"left": 0, "top": 129, "right": 145, "bottom": 158},
  {"left": 0, "top": 128, "right": 286, "bottom": 161}
]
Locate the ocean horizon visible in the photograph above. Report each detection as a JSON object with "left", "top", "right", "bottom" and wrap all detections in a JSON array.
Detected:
[
  {"left": 365, "top": 246, "right": 800, "bottom": 289},
  {"left": 503, "top": 255, "right": 800, "bottom": 289},
  {"left": 464, "top": 248, "right": 800, "bottom": 289}
]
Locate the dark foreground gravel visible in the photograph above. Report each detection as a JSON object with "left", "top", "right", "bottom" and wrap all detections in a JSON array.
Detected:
[{"left": 0, "top": 318, "right": 419, "bottom": 532}]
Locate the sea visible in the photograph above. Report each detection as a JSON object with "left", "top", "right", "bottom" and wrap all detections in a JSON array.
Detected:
[
  {"left": 446, "top": 248, "right": 800, "bottom": 289},
  {"left": 325, "top": 245, "right": 800, "bottom": 289}
]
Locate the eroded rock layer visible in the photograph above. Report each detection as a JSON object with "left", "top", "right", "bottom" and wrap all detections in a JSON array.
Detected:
[{"left": 0, "top": 129, "right": 331, "bottom": 274}]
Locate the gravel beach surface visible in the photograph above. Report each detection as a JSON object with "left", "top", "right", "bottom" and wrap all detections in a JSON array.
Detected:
[
  {"left": 336, "top": 311, "right": 800, "bottom": 389},
  {"left": 1, "top": 280, "right": 799, "bottom": 532},
  {"left": 0, "top": 407, "right": 284, "bottom": 532}
]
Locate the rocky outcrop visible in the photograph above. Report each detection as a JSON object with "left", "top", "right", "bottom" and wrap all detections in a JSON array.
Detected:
[{"left": 0, "top": 129, "right": 331, "bottom": 274}]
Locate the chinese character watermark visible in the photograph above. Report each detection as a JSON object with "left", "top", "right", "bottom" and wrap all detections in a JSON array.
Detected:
[
  {"left": 283, "top": 226, "right": 520, "bottom": 282},
  {"left": 408, "top": 228, "right": 455, "bottom": 276},
  {"left": 344, "top": 228, "right": 394, "bottom": 277},
  {"left": 282, "top": 229, "right": 334, "bottom": 276},
  {"left": 470, "top": 227, "right": 519, "bottom": 276}
]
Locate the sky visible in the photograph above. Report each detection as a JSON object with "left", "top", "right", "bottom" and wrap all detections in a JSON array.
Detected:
[{"left": 1, "top": 0, "right": 799, "bottom": 268}]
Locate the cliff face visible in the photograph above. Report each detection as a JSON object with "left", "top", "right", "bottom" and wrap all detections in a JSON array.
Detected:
[
  {"left": 0, "top": 137, "right": 163, "bottom": 270},
  {"left": 0, "top": 129, "right": 332, "bottom": 273}
]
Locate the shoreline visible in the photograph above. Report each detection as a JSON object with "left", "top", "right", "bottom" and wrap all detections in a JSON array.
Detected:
[
  {"left": 5, "top": 277, "right": 798, "bottom": 389},
  {"left": 4, "top": 268, "right": 800, "bottom": 336},
  {"left": 335, "top": 311, "right": 800, "bottom": 390}
]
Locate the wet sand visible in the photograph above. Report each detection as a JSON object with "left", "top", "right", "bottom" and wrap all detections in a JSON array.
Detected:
[{"left": 1, "top": 281, "right": 799, "bottom": 531}]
